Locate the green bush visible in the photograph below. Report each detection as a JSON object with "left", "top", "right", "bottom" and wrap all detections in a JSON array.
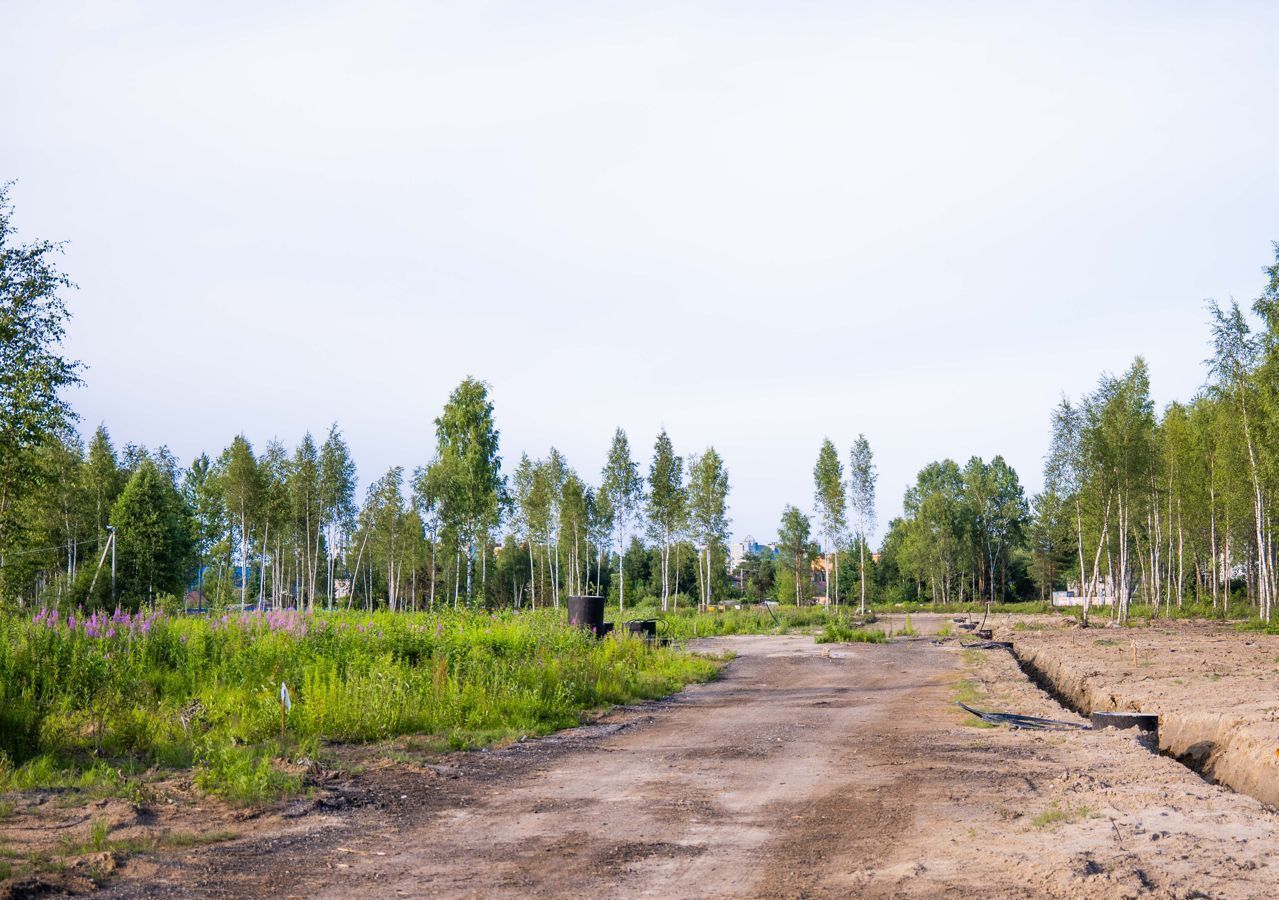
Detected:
[{"left": 815, "top": 622, "right": 886, "bottom": 644}]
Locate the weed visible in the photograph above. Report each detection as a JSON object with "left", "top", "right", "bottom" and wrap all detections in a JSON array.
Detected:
[
  {"left": 90, "top": 817, "right": 110, "bottom": 851},
  {"left": 953, "top": 678, "right": 995, "bottom": 728},
  {"left": 953, "top": 679, "right": 983, "bottom": 704},
  {"left": 936, "top": 625, "right": 952, "bottom": 638},
  {"left": 159, "top": 830, "right": 238, "bottom": 849},
  {"left": 814, "top": 622, "right": 886, "bottom": 644},
  {"left": 0, "top": 609, "right": 722, "bottom": 800},
  {"left": 1032, "top": 802, "right": 1094, "bottom": 828},
  {"left": 194, "top": 743, "right": 304, "bottom": 805}
]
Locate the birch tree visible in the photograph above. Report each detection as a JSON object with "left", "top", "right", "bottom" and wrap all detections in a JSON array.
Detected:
[
  {"left": 813, "top": 439, "right": 846, "bottom": 607},
  {"left": 0, "top": 183, "right": 82, "bottom": 599},
  {"left": 430, "top": 378, "right": 505, "bottom": 606},
  {"left": 290, "top": 433, "right": 321, "bottom": 610},
  {"left": 219, "top": 435, "right": 260, "bottom": 610},
  {"left": 848, "top": 435, "right": 877, "bottom": 614},
  {"left": 646, "top": 429, "right": 687, "bottom": 611},
  {"left": 1046, "top": 399, "right": 1090, "bottom": 621},
  {"left": 319, "top": 424, "right": 357, "bottom": 610},
  {"left": 777, "top": 504, "right": 812, "bottom": 606},
  {"left": 1208, "top": 301, "right": 1271, "bottom": 620},
  {"left": 687, "top": 447, "right": 730, "bottom": 610},
  {"left": 600, "top": 428, "right": 643, "bottom": 611}
]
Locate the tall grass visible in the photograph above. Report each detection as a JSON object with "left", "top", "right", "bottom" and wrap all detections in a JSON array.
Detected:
[
  {"left": 0, "top": 607, "right": 717, "bottom": 801},
  {"left": 814, "top": 622, "right": 886, "bottom": 644},
  {"left": 608, "top": 602, "right": 847, "bottom": 639},
  {"left": 870, "top": 599, "right": 1059, "bottom": 615}
]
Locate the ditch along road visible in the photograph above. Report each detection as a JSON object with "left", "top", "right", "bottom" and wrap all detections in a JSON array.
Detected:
[{"left": 98, "top": 618, "right": 1279, "bottom": 899}]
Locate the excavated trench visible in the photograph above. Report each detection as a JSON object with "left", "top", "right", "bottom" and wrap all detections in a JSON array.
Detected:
[{"left": 1007, "top": 641, "right": 1279, "bottom": 809}]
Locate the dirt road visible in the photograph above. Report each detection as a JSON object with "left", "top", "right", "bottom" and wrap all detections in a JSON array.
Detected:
[{"left": 97, "top": 626, "right": 1279, "bottom": 899}]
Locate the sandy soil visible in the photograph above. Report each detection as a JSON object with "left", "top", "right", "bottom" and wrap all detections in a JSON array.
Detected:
[
  {"left": 8, "top": 620, "right": 1279, "bottom": 898},
  {"left": 1006, "top": 619, "right": 1279, "bottom": 808}
]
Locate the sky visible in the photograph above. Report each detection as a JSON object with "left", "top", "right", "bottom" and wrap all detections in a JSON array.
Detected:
[{"left": 2, "top": 0, "right": 1277, "bottom": 543}]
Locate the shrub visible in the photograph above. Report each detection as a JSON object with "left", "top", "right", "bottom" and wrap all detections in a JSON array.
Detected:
[{"left": 814, "top": 622, "right": 886, "bottom": 644}]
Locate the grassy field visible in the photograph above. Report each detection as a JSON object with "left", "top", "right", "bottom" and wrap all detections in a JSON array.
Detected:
[
  {"left": 0, "top": 607, "right": 719, "bottom": 803},
  {"left": 605, "top": 602, "right": 850, "bottom": 639}
]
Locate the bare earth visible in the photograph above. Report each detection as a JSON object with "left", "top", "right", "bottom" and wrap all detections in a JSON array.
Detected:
[
  {"left": 1006, "top": 619, "right": 1279, "bottom": 808},
  {"left": 12, "top": 619, "right": 1279, "bottom": 898}
]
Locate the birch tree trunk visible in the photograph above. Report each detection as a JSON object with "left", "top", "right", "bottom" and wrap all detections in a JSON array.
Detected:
[{"left": 859, "top": 539, "right": 867, "bottom": 615}]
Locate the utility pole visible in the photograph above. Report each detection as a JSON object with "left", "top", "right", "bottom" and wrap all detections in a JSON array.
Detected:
[{"left": 107, "top": 525, "right": 116, "bottom": 602}]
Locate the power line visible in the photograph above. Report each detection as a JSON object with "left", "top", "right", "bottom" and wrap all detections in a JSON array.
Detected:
[{"left": 0, "top": 533, "right": 104, "bottom": 566}]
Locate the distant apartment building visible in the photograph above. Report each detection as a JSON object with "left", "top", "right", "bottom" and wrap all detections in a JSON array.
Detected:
[{"left": 729, "top": 536, "right": 779, "bottom": 570}]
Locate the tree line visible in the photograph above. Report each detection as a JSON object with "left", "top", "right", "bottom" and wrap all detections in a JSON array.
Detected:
[
  {"left": 4, "top": 185, "right": 1277, "bottom": 617},
  {"left": 1, "top": 186, "right": 743, "bottom": 613},
  {"left": 1028, "top": 250, "right": 1279, "bottom": 623},
  {"left": 1, "top": 381, "right": 736, "bottom": 613},
  {"left": 870, "top": 246, "right": 1279, "bottom": 621}
]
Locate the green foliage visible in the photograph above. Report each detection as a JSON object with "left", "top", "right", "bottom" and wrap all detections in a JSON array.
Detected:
[
  {"left": 607, "top": 601, "right": 842, "bottom": 639},
  {"left": 0, "top": 184, "right": 83, "bottom": 601},
  {"left": 600, "top": 428, "right": 644, "bottom": 609},
  {"left": 776, "top": 505, "right": 813, "bottom": 605},
  {"left": 848, "top": 434, "right": 878, "bottom": 610},
  {"left": 1032, "top": 801, "right": 1094, "bottom": 829},
  {"left": 814, "top": 622, "right": 886, "bottom": 644},
  {"left": 0, "top": 608, "right": 718, "bottom": 801},
  {"left": 813, "top": 441, "right": 847, "bottom": 559},
  {"left": 687, "top": 448, "right": 731, "bottom": 609},
  {"left": 193, "top": 743, "right": 304, "bottom": 805},
  {"left": 893, "top": 456, "right": 1029, "bottom": 605},
  {"left": 110, "top": 460, "right": 195, "bottom": 606},
  {"left": 646, "top": 429, "right": 687, "bottom": 608}
]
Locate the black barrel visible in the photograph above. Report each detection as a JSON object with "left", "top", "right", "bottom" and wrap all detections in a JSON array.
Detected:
[
  {"left": 626, "top": 619, "right": 657, "bottom": 641},
  {"left": 567, "top": 595, "right": 606, "bottom": 636}
]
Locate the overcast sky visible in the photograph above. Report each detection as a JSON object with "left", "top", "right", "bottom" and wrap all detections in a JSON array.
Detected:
[{"left": 3, "top": 1, "right": 1277, "bottom": 542}]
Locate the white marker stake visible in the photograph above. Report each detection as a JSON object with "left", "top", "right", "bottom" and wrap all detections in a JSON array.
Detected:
[{"left": 280, "top": 682, "right": 292, "bottom": 739}]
